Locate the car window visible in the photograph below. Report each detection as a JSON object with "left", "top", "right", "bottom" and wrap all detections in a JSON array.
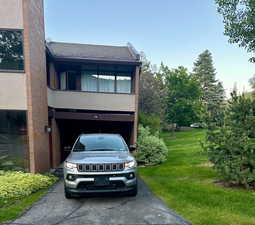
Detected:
[{"left": 73, "top": 135, "right": 128, "bottom": 152}]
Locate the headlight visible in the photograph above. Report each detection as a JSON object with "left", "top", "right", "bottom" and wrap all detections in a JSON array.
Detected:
[
  {"left": 125, "top": 160, "right": 137, "bottom": 169},
  {"left": 64, "top": 162, "right": 77, "bottom": 169}
]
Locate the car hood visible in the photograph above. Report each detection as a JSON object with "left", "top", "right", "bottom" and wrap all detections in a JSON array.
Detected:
[{"left": 65, "top": 151, "right": 134, "bottom": 164}]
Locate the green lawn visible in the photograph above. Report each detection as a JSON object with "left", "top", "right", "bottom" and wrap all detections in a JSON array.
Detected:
[
  {"left": 139, "top": 129, "right": 255, "bottom": 225},
  {"left": 0, "top": 189, "right": 47, "bottom": 223}
]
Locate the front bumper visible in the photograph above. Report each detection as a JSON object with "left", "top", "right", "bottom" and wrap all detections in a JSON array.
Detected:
[
  {"left": 65, "top": 184, "right": 136, "bottom": 194},
  {"left": 64, "top": 168, "right": 137, "bottom": 194}
]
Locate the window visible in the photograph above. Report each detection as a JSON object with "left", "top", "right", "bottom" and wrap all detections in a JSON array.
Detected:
[
  {"left": 60, "top": 72, "right": 66, "bottom": 90},
  {"left": 0, "top": 30, "right": 24, "bottom": 71},
  {"left": 81, "top": 71, "right": 97, "bottom": 91},
  {"left": 60, "top": 72, "right": 78, "bottom": 90},
  {"left": 67, "top": 72, "right": 77, "bottom": 90},
  {"left": 59, "top": 65, "right": 134, "bottom": 93},
  {"left": 98, "top": 74, "right": 115, "bottom": 92},
  {"left": 116, "top": 74, "right": 131, "bottom": 94},
  {"left": 80, "top": 65, "right": 133, "bottom": 93},
  {"left": 0, "top": 110, "right": 28, "bottom": 170}
]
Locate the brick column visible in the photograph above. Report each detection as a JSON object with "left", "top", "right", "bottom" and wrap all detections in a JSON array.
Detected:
[{"left": 23, "top": 0, "right": 50, "bottom": 172}]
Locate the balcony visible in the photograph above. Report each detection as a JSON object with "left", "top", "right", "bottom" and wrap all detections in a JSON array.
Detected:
[{"left": 47, "top": 88, "right": 136, "bottom": 112}]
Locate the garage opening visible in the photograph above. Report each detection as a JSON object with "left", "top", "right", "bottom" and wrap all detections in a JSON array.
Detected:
[
  {"left": 57, "top": 119, "right": 133, "bottom": 161},
  {"left": 49, "top": 110, "right": 136, "bottom": 168}
]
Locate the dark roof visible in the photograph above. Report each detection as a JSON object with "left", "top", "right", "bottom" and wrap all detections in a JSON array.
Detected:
[{"left": 46, "top": 42, "right": 141, "bottom": 64}]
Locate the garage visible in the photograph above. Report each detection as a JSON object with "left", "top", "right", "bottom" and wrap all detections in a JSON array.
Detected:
[{"left": 48, "top": 109, "right": 136, "bottom": 168}]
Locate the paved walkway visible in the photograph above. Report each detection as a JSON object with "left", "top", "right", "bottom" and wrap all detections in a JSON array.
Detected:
[{"left": 4, "top": 179, "right": 191, "bottom": 225}]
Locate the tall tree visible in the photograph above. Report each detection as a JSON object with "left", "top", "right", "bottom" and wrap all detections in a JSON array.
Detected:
[
  {"left": 215, "top": 81, "right": 225, "bottom": 104},
  {"left": 192, "top": 50, "right": 225, "bottom": 124},
  {"left": 215, "top": 0, "right": 255, "bottom": 62},
  {"left": 139, "top": 54, "right": 166, "bottom": 118},
  {"left": 193, "top": 50, "right": 225, "bottom": 104},
  {"left": 162, "top": 65, "right": 202, "bottom": 127}
]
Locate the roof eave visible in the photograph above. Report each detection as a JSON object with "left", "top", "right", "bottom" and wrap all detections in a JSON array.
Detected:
[{"left": 52, "top": 56, "right": 142, "bottom": 66}]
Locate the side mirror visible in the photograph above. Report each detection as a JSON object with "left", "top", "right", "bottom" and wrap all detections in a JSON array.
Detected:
[{"left": 129, "top": 145, "right": 136, "bottom": 152}]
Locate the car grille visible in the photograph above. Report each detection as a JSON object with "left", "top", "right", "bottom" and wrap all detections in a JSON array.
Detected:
[{"left": 78, "top": 163, "right": 124, "bottom": 172}]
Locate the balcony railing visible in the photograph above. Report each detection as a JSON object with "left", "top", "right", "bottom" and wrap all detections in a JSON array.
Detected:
[{"left": 47, "top": 88, "right": 136, "bottom": 112}]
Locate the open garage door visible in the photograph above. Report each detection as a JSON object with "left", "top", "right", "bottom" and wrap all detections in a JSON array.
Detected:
[
  {"left": 49, "top": 110, "right": 136, "bottom": 168},
  {"left": 57, "top": 119, "right": 133, "bottom": 161}
]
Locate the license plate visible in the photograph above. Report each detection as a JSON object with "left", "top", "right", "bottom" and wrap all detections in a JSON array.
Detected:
[{"left": 94, "top": 176, "right": 109, "bottom": 186}]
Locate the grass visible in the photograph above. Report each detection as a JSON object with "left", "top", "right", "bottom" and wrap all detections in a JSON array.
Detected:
[
  {"left": 0, "top": 189, "right": 47, "bottom": 223},
  {"left": 139, "top": 129, "right": 255, "bottom": 225},
  {"left": 0, "top": 171, "right": 57, "bottom": 223}
]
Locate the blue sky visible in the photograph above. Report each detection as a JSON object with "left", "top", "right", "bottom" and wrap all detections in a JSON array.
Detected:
[{"left": 44, "top": 0, "right": 254, "bottom": 96}]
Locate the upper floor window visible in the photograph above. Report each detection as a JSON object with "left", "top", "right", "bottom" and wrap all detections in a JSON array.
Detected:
[
  {"left": 116, "top": 73, "right": 131, "bottom": 94},
  {"left": 60, "top": 71, "right": 79, "bottom": 91},
  {"left": 0, "top": 30, "right": 24, "bottom": 71},
  {"left": 80, "top": 65, "right": 133, "bottom": 94},
  {"left": 58, "top": 64, "right": 134, "bottom": 94},
  {"left": 81, "top": 70, "right": 97, "bottom": 92}
]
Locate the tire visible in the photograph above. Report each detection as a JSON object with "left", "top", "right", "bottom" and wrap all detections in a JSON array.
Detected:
[
  {"left": 64, "top": 189, "right": 72, "bottom": 199},
  {"left": 127, "top": 184, "right": 138, "bottom": 197}
]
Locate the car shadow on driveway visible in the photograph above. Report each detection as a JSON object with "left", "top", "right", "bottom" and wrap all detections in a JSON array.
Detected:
[{"left": 4, "top": 178, "right": 191, "bottom": 225}]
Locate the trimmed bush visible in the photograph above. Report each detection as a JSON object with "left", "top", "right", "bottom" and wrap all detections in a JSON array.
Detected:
[
  {"left": 135, "top": 125, "right": 168, "bottom": 165},
  {"left": 0, "top": 171, "right": 57, "bottom": 200},
  {"left": 139, "top": 112, "right": 161, "bottom": 135}
]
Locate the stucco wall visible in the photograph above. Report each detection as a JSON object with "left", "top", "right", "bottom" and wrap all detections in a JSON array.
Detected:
[
  {"left": 0, "top": 0, "right": 27, "bottom": 111},
  {"left": 0, "top": 0, "right": 23, "bottom": 29},
  {"left": 0, "top": 73, "right": 27, "bottom": 110}
]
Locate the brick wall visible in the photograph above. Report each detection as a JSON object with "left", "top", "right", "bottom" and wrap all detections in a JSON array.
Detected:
[
  {"left": 51, "top": 118, "right": 61, "bottom": 168},
  {"left": 23, "top": 0, "right": 50, "bottom": 173}
]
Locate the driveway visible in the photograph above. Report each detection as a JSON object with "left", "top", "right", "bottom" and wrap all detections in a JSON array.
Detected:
[{"left": 5, "top": 179, "right": 191, "bottom": 225}]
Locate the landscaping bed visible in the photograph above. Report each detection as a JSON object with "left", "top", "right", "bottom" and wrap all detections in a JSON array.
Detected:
[
  {"left": 0, "top": 171, "right": 57, "bottom": 223},
  {"left": 139, "top": 129, "right": 255, "bottom": 225}
]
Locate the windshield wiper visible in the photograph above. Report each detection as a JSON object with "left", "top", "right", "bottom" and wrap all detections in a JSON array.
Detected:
[{"left": 73, "top": 148, "right": 85, "bottom": 152}]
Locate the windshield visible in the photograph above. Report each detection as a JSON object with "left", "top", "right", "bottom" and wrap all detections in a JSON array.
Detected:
[{"left": 73, "top": 134, "right": 128, "bottom": 152}]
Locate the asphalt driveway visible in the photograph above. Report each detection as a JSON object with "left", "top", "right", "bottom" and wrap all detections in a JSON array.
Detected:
[{"left": 4, "top": 179, "right": 191, "bottom": 225}]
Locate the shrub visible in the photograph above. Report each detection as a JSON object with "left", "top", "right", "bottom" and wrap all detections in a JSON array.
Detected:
[
  {"left": 202, "top": 92, "right": 255, "bottom": 188},
  {"left": 139, "top": 112, "right": 161, "bottom": 135},
  {"left": 135, "top": 125, "right": 168, "bottom": 165},
  {"left": 0, "top": 171, "right": 57, "bottom": 200}
]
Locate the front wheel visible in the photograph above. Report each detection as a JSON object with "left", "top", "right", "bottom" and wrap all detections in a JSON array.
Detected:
[
  {"left": 64, "top": 188, "right": 72, "bottom": 199},
  {"left": 127, "top": 184, "right": 138, "bottom": 196}
]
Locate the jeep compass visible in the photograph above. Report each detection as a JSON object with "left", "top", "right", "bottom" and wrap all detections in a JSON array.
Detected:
[{"left": 64, "top": 134, "right": 137, "bottom": 198}]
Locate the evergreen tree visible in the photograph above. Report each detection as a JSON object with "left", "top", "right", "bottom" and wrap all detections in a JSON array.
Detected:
[
  {"left": 202, "top": 91, "right": 255, "bottom": 187},
  {"left": 215, "top": 81, "right": 225, "bottom": 104},
  {"left": 192, "top": 50, "right": 225, "bottom": 123}
]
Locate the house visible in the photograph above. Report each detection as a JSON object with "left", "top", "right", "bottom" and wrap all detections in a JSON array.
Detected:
[{"left": 0, "top": 0, "right": 141, "bottom": 173}]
